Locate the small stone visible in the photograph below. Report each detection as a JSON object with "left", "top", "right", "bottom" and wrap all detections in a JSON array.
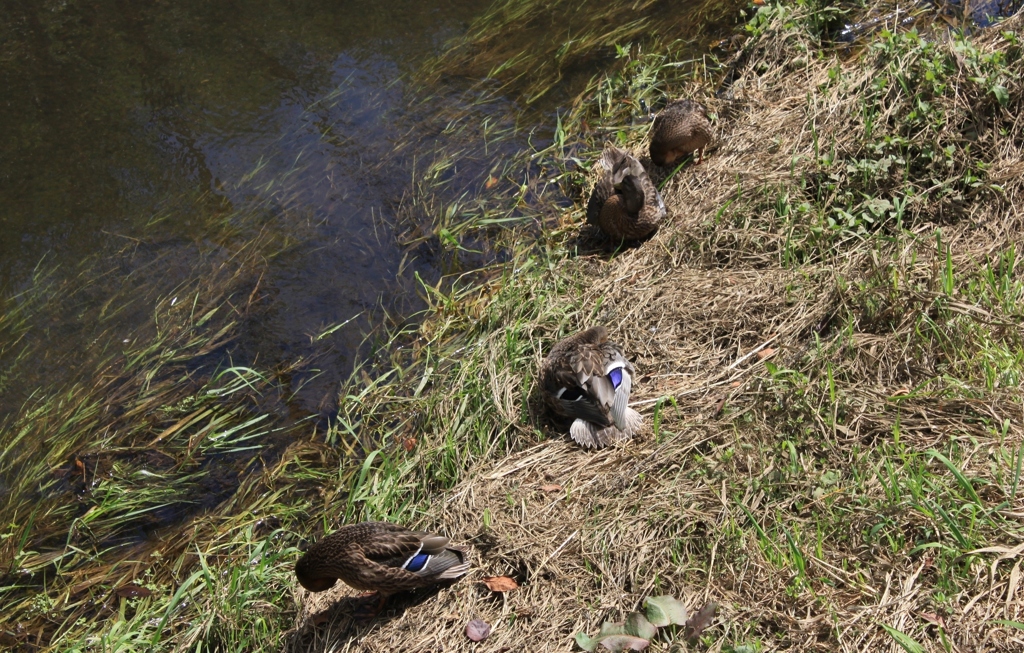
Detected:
[{"left": 466, "top": 619, "right": 491, "bottom": 642}]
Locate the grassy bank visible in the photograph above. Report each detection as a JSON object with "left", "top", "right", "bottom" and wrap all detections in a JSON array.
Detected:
[
  {"left": 3, "top": 0, "right": 1024, "bottom": 651},
  {"left": 295, "top": 3, "right": 1024, "bottom": 651}
]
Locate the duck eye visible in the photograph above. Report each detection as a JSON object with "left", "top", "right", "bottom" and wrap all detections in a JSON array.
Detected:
[
  {"left": 560, "top": 387, "right": 585, "bottom": 401},
  {"left": 607, "top": 368, "right": 623, "bottom": 389}
]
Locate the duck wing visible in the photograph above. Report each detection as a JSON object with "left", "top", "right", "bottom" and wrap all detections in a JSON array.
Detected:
[
  {"left": 547, "top": 362, "right": 612, "bottom": 427},
  {"left": 330, "top": 524, "right": 463, "bottom": 591},
  {"left": 638, "top": 173, "right": 667, "bottom": 224},
  {"left": 358, "top": 523, "right": 429, "bottom": 567},
  {"left": 586, "top": 177, "right": 614, "bottom": 226},
  {"left": 587, "top": 144, "right": 626, "bottom": 226}
]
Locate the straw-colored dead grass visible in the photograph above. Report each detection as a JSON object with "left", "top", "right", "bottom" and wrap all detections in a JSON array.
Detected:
[{"left": 288, "top": 8, "right": 1024, "bottom": 653}]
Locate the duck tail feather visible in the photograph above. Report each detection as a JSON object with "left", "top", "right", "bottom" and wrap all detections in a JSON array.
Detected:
[
  {"left": 426, "top": 546, "right": 471, "bottom": 580},
  {"left": 621, "top": 407, "right": 643, "bottom": 436},
  {"left": 570, "top": 419, "right": 630, "bottom": 449}
]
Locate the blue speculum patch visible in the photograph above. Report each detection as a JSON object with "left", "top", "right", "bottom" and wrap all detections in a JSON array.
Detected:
[
  {"left": 608, "top": 368, "right": 623, "bottom": 389},
  {"left": 406, "top": 552, "right": 430, "bottom": 572}
]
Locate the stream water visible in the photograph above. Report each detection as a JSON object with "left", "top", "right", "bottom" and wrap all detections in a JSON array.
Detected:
[
  {"left": 0, "top": 0, "right": 771, "bottom": 432},
  {"left": 0, "top": 0, "right": 507, "bottom": 414}
]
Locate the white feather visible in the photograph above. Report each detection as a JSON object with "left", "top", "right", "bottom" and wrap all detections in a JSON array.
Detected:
[
  {"left": 604, "top": 359, "right": 626, "bottom": 375},
  {"left": 570, "top": 419, "right": 599, "bottom": 448},
  {"left": 610, "top": 368, "right": 632, "bottom": 430}
]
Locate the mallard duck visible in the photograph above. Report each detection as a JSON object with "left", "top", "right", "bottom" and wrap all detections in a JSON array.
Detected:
[
  {"left": 586, "top": 143, "right": 666, "bottom": 242},
  {"left": 540, "top": 326, "right": 643, "bottom": 448},
  {"left": 295, "top": 521, "right": 470, "bottom": 617},
  {"left": 649, "top": 99, "right": 712, "bottom": 166}
]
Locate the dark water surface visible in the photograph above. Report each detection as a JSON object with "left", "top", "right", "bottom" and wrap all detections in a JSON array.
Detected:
[
  {"left": 0, "top": 0, "right": 510, "bottom": 409},
  {"left": 1, "top": 0, "right": 479, "bottom": 267}
]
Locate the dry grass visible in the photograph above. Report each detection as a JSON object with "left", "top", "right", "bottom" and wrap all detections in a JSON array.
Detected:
[{"left": 289, "top": 5, "right": 1024, "bottom": 653}]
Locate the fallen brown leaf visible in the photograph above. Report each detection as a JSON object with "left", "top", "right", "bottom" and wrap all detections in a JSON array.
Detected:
[
  {"left": 115, "top": 584, "right": 152, "bottom": 599},
  {"left": 684, "top": 602, "right": 717, "bottom": 641},
  {"left": 481, "top": 575, "right": 519, "bottom": 592},
  {"left": 756, "top": 347, "right": 776, "bottom": 360},
  {"left": 919, "top": 612, "right": 945, "bottom": 628},
  {"left": 712, "top": 395, "right": 726, "bottom": 416}
]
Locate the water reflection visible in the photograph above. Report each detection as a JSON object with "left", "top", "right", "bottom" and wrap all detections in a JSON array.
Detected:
[{"left": 0, "top": 0, "right": 489, "bottom": 410}]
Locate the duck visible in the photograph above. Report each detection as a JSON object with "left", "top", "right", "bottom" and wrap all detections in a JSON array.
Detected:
[
  {"left": 540, "top": 326, "right": 643, "bottom": 448},
  {"left": 586, "top": 143, "right": 667, "bottom": 242},
  {"left": 649, "top": 99, "right": 712, "bottom": 166},
  {"left": 295, "top": 521, "right": 470, "bottom": 617}
]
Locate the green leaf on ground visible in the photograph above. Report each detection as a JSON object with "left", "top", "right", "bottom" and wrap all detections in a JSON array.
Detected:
[
  {"left": 599, "top": 635, "right": 650, "bottom": 652},
  {"left": 575, "top": 632, "right": 600, "bottom": 652},
  {"left": 598, "top": 622, "right": 627, "bottom": 638},
  {"left": 644, "top": 595, "right": 688, "bottom": 627},
  {"left": 625, "top": 612, "right": 657, "bottom": 640}
]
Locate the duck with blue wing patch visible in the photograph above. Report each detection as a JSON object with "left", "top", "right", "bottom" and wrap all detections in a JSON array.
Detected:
[
  {"left": 295, "top": 521, "right": 469, "bottom": 619},
  {"left": 540, "top": 326, "right": 643, "bottom": 449}
]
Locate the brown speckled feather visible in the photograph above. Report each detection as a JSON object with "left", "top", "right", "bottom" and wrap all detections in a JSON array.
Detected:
[
  {"left": 540, "top": 326, "right": 643, "bottom": 448},
  {"left": 295, "top": 522, "right": 469, "bottom": 596},
  {"left": 649, "top": 99, "right": 713, "bottom": 167},
  {"left": 586, "top": 143, "right": 666, "bottom": 242}
]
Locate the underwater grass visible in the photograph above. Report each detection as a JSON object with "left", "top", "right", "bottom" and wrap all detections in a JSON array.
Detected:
[
  {"left": 0, "top": 237, "right": 302, "bottom": 645},
  {"left": 421, "top": 0, "right": 748, "bottom": 105}
]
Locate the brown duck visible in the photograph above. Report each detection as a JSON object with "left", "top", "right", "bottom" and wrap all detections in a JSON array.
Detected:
[
  {"left": 295, "top": 521, "right": 470, "bottom": 617},
  {"left": 540, "top": 326, "right": 643, "bottom": 448},
  {"left": 586, "top": 143, "right": 666, "bottom": 242},
  {"left": 649, "top": 99, "right": 712, "bottom": 166}
]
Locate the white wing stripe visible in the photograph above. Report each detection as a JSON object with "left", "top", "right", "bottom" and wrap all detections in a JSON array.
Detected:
[{"left": 399, "top": 543, "right": 424, "bottom": 570}]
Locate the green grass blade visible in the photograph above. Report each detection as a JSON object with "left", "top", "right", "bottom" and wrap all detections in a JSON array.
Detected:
[
  {"left": 880, "top": 623, "right": 926, "bottom": 653},
  {"left": 928, "top": 449, "right": 982, "bottom": 506}
]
